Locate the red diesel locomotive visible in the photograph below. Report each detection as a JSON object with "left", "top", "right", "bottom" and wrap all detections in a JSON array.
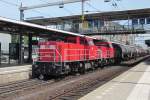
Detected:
[
  {"left": 32, "top": 35, "right": 148, "bottom": 79},
  {"left": 33, "top": 36, "right": 107, "bottom": 79}
]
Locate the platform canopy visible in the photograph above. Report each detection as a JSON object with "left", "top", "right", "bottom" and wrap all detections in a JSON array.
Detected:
[
  {"left": 27, "top": 8, "right": 150, "bottom": 25},
  {"left": 0, "top": 16, "right": 93, "bottom": 39}
]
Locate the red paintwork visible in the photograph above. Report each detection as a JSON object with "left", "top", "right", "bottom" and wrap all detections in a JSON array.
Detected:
[
  {"left": 37, "top": 36, "right": 114, "bottom": 62},
  {"left": 95, "top": 42, "right": 115, "bottom": 59}
]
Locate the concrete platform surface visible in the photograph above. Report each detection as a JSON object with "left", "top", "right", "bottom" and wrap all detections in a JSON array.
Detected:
[
  {"left": 0, "top": 65, "right": 32, "bottom": 84},
  {"left": 79, "top": 58, "right": 150, "bottom": 100}
]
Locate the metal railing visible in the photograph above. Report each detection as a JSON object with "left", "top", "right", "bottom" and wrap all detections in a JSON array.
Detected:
[
  {"left": 64, "top": 49, "right": 102, "bottom": 62},
  {"left": 63, "top": 24, "right": 146, "bottom": 34},
  {"left": 33, "top": 48, "right": 102, "bottom": 63},
  {"left": 80, "top": 25, "right": 145, "bottom": 34},
  {"left": 33, "top": 48, "right": 62, "bottom": 66}
]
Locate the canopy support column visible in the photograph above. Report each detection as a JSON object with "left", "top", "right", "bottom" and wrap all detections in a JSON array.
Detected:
[
  {"left": 28, "top": 33, "right": 32, "bottom": 63},
  {"left": 18, "top": 33, "right": 24, "bottom": 64}
]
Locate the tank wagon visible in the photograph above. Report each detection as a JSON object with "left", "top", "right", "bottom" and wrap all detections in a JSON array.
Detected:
[
  {"left": 112, "top": 42, "right": 148, "bottom": 63},
  {"left": 32, "top": 36, "right": 149, "bottom": 79}
]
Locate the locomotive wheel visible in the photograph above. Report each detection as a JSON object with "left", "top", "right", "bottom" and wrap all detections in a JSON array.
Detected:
[
  {"left": 79, "top": 63, "right": 85, "bottom": 74},
  {"left": 111, "top": 59, "right": 115, "bottom": 64},
  {"left": 100, "top": 60, "right": 104, "bottom": 69},
  {"left": 70, "top": 63, "right": 77, "bottom": 75},
  {"left": 32, "top": 65, "right": 39, "bottom": 78},
  {"left": 100, "top": 64, "right": 104, "bottom": 69},
  {"left": 98, "top": 60, "right": 102, "bottom": 68},
  {"left": 39, "top": 74, "right": 45, "bottom": 80},
  {"left": 90, "top": 61, "right": 95, "bottom": 71}
]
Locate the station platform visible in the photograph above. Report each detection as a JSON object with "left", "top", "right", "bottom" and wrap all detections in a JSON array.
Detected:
[
  {"left": 79, "top": 58, "right": 150, "bottom": 100},
  {"left": 0, "top": 64, "right": 32, "bottom": 84}
]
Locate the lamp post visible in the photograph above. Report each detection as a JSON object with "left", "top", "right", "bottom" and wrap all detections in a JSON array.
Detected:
[{"left": 20, "top": 3, "right": 24, "bottom": 21}]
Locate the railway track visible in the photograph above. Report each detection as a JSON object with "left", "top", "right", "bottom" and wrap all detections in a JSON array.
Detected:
[
  {"left": 0, "top": 79, "right": 55, "bottom": 97},
  {"left": 49, "top": 66, "right": 129, "bottom": 100},
  {"left": 0, "top": 56, "right": 149, "bottom": 100},
  {"left": 0, "top": 74, "right": 81, "bottom": 98}
]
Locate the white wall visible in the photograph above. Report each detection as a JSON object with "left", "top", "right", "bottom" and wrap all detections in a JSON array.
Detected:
[{"left": 0, "top": 33, "right": 11, "bottom": 53}]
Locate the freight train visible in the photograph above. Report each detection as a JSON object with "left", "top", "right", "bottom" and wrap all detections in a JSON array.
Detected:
[{"left": 32, "top": 35, "right": 149, "bottom": 79}]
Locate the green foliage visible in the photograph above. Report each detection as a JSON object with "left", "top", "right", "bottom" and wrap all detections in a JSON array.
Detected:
[
  {"left": 11, "top": 35, "right": 29, "bottom": 45},
  {"left": 11, "top": 35, "right": 19, "bottom": 43}
]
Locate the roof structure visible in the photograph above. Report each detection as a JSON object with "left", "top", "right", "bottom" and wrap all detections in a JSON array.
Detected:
[
  {"left": 0, "top": 16, "right": 101, "bottom": 64},
  {"left": 0, "top": 16, "right": 95, "bottom": 39},
  {"left": 27, "top": 8, "right": 150, "bottom": 25}
]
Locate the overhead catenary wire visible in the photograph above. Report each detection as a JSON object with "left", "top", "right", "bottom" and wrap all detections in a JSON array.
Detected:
[
  {"left": 85, "top": 2, "right": 102, "bottom": 13},
  {"left": 30, "top": 9, "right": 52, "bottom": 17},
  {"left": 112, "top": 0, "right": 118, "bottom": 8},
  {"left": 111, "top": 0, "right": 126, "bottom": 11},
  {"left": 85, "top": 1, "right": 113, "bottom": 22},
  {"left": 38, "top": 0, "right": 74, "bottom": 16},
  {"left": 63, "top": 7, "right": 74, "bottom": 15},
  {"left": 0, "top": 0, "right": 19, "bottom": 7},
  {"left": 0, "top": 0, "right": 52, "bottom": 18},
  {"left": 114, "top": 0, "right": 126, "bottom": 10}
]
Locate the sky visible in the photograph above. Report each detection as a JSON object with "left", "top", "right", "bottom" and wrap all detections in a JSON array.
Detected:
[{"left": 0, "top": 0, "right": 150, "bottom": 20}]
